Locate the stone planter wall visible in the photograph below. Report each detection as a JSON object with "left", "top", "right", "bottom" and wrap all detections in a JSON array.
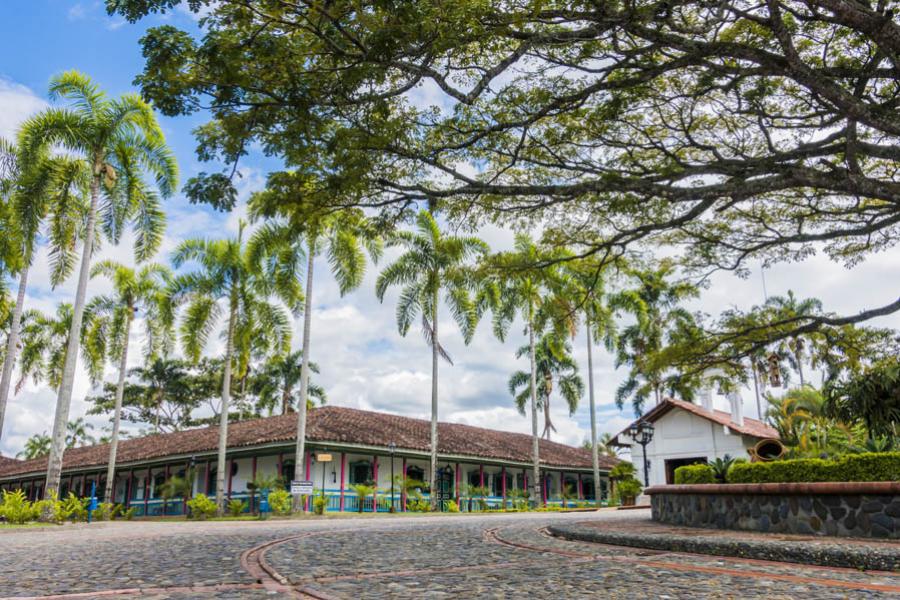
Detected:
[{"left": 646, "top": 482, "right": 900, "bottom": 539}]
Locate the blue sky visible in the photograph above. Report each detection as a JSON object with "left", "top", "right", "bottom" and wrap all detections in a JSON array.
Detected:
[{"left": 2, "top": 0, "right": 899, "bottom": 459}]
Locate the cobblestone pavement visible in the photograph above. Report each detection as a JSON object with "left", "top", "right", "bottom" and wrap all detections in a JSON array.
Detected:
[{"left": 1, "top": 509, "right": 899, "bottom": 599}]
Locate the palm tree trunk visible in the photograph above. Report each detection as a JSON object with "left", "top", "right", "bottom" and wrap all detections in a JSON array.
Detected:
[
  {"left": 585, "top": 318, "right": 601, "bottom": 508},
  {"left": 528, "top": 318, "right": 540, "bottom": 508},
  {"left": 796, "top": 349, "right": 805, "bottom": 387},
  {"left": 103, "top": 310, "right": 132, "bottom": 502},
  {"left": 0, "top": 262, "right": 29, "bottom": 444},
  {"left": 428, "top": 280, "right": 440, "bottom": 511},
  {"left": 293, "top": 240, "right": 315, "bottom": 512},
  {"left": 751, "top": 361, "right": 763, "bottom": 420},
  {"left": 216, "top": 294, "right": 238, "bottom": 516},
  {"left": 44, "top": 176, "right": 100, "bottom": 499}
]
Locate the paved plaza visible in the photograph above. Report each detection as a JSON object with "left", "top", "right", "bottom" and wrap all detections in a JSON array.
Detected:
[{"left": 1, "top": 509, "right": 899, "bottom": 599}]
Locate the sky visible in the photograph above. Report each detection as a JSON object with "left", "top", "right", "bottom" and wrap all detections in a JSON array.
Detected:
[{"left": 1, "top": 0, "right": 899, "bottom": 459}]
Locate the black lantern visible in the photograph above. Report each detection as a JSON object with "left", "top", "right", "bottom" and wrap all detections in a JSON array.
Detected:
[{"left": 630, "top": 421, "right": 655, "bottom": 487}]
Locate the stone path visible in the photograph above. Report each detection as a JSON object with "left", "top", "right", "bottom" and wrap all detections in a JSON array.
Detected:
[{"left": 0, "top": 509, "right": 898, "bottom": 598}]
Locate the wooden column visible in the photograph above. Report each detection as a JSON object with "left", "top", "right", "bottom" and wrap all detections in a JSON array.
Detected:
[
  {"left": 227, "top": 458, "right": 234, "bottom": 500},
  {"left": 143, "top": 467, "right": 150, "bottom": 515},
  {"left": 304, "top": 452, "right": 312, "bottom": 511},
  {"left": 455, "top": 463, "right": 460, "bottom": 502},
  {"left": 125, "top": 470, "right": 133, "bottom": 507},
  {"left": 250, "top": 456, "right": 257, "bottom": 512},
  {"left": 401, "top": 458, "right": 407, "bottom": 512},
  {"left": 339, "top": 453, "right": 346, "bottom": 512}
]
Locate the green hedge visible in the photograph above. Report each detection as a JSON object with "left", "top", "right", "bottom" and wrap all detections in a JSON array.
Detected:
[
  {"left": 726, "top": 452, "right": 900, "bottom": 484},
  {"left": 674, "top": 464, "right": 716, "bottom": 484}
]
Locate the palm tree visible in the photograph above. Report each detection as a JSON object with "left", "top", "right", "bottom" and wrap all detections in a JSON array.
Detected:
[
  {"left": 764, "top": 291, "right": 823, "bottom": 388},
  {"left": 508, "top": 333, "right": 584, "bottom": 440},
  {"left": 376, "top": 210, "right": 486, "bottom": 509},
  {"left": 65, "top": 417, "right": 95, "bottom": 448},
  {"left": 611, "top": 261, "right": 699, "bottom": 414},
  {"left": 20, "top": 71, "right": 177, "bottom": 498},
  {"left": 561, "top": 257, "right": 618, "bottom": 506},
  {"left": 89, "top": 260, "right": 172, "bottom": 501},
  {"left": 250, "top": 187, "right": 380, "bottom": 510},
  {"left": 250, "top": 350, "right": 326, "bottom": 416},
  {"left": 488, "top": 233, "right": 565, "bottom": 506},
  {"left": 0, "top": 136, "right": 89, "bottom": 446},
  {"left": 17, "top": 303, "right": 104, "bottom": 394},
  {"left": 170, "top": 225, "right": 297, "bottom": 514},
  {"left": 17, "top": 432, "right": 51, "bottom": 459}
]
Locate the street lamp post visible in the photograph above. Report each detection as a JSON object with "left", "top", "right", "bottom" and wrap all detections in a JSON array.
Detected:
[
  {"left": 388, "top": 442, "right": 396, "bottom": 513},
  {"left": 628, "top": 421, "right": 655, "bottom": 487}
]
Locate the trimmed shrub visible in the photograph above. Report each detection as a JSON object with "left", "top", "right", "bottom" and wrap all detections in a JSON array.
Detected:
[
  {"left": 446, "top": 500, "right": 460, "bottom": 513},
  {"left": 674, "top": 464, "right": 716, "bottom": 485},
  {"left": 267, "top": 489, "right": 292, "bottom": 516},
  {"left": 0, "top": 489, "right": 38, "bottom": 524},
  {"left": 187, "top": 493, "right": 217, "bottom": 519},
  {"left": 727, "top": 452, "right": 900, "bottom": 484},
  {"left": 312, "top": 495, "right": 327, "bottom": 515}
]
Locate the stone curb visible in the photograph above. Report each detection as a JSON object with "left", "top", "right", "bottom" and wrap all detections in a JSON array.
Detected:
[{"left": 546, "top": 523, "right": 900, "bottom": 572}]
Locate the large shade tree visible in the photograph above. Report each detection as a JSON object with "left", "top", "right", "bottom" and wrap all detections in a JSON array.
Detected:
[
  {"left": 170, "top": 226, "right": 297, "bottom": 513},
  {"left": 19, "top": 71, "right": 177, "bottom": 498},
  {"left": 376, "top": 209, "right": 486, "bottom": 508},
  {"left": 110, "top": 0, "right": 900, "bottom": 364},
  {"left": 89, "top": 260, "right": 172, "bottom": 501}
]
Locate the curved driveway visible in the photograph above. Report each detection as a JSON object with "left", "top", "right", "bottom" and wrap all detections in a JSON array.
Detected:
[{"left": 1, "top": 510, "right": 898, "bottom": 598}]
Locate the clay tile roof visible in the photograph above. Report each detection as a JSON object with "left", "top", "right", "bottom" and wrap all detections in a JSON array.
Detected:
[
  {"left": 612, "top": 397, "right": 779, "bottom": 445},
  {"left": 0, "top": 406, "right": 616, "bottom": 479},
  {"left": 0, "top": 454, "right": 20, "bottom": 468}
]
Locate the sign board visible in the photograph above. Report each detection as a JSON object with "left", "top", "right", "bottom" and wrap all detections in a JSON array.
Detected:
[
  {"left": 316, "top": 453, "right": 333, "bottom": 462},
  {"left": 291, "top": 480, "right": 314, "bottom": 495}
]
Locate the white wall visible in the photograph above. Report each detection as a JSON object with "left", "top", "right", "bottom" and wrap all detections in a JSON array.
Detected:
[{"left": 627, "top": 408, "right": 756, "bottom": 487}]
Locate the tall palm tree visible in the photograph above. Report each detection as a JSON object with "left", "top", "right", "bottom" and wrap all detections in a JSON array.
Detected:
[
  {"left": 20, "top": 71, "right": 177, "bottom": 498},
  {"left": 611, "top": 261, "right": 699, "bottom": 414},
  {"left": 65, "top": 417, "right": 96, "bottom": 448},
  {"left": 376, "top": 210, "right": 486, "bottom": 509},
  {"left": 250, "top": 350, "right": 326, "bottom": 416},
  {"left": 488, "top": 233, "right": 565, "bottom": 506},
  {"left": 0, "top": 136, "right": 89, "bottom": 446},
  {"left": 250, "top": 185, "right": 380, "bottom": 509},
  {"left": 170, "top": 225, "right": 297, "bottom": 514},
  {"left": 764, "top": 291, "right": 823, "bottom": 387},
  {"left": 560, "top": 257, "right": 618, "bottom": 507},
  {"left": 508, "top": 333, "right": 584, "bottom": 440},
  {"left": 89, "top": 260, "right": 172, "bottom": 501}
]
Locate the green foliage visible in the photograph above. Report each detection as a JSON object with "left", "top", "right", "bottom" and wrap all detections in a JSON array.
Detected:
[
  {"left": 446, "top": 500, "right": 460, "bottom": 513},
  {"left": 267, "top": 489, "right": 292, "bottom": 516},
  {"left": 0, "top": 489, "right": 38, "bottom": 524},
  {"left": 708, "top": 455, "right": 740, "bottom": 482},
  {"left": 615, "top": 478, "right": 642, "bottom": 501},
  {"left": 60, "top": 493, "right": 88, "bottom": 522},
  {"left": 609, "top": 461, "right": 635, "bottom": 481},
  {"left": 350, "top": 484, "right": 375, "bottom": 513},
  {"left": 187, "top": 493, "right": 217, "bottom": 519},
  {"left": 825, "top": 356, "right": 900, "bottom": 441},
  {"left": 674, "top": 464, "right": 716, "bottom": 485},
  {"left": 92, "top": 502, "right": 115, "bottom": 521},
  {"left": 727, "top": 453, "right": 900, "bottom": 484},
  {"left": 226, "top": 499, "right": 248, "bottom": 517},
  {"left": 120, "top": 506, "right": 137, "bottom": 521},
  {"left": 312, "top": 495, "right": 327, "bottom": 515}
]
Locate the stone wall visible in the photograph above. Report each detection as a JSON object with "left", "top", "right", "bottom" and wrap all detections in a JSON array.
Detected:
[{"left": 647, "top": 482, "right": 900, "bottom": 539}]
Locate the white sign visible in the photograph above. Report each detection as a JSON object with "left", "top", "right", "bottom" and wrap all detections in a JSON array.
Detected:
[
  {"left": 291, "top": 480, "right": 314, "bottom": 495},
  {"left": 316, "top": 453, "right": 333, "bottom": 462}
]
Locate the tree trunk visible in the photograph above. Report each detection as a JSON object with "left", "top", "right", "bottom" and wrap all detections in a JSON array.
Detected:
[
  {"left": 428, "top": 279, "right": 439, "bottom": 511},
  {"left": 44, "top": 175, "right": 100, "bottom": 499},
  {"left": 751, "top": 361, "right": 763, "bottom": 421},
  {"left": 585, "top": 318, "right": 601, "bottom": 508},
  {"left": 104, "top": 309, "right": 132, "bottom": 502},
  {"left": 0, "top": 262, "right": 29, "bottom": 444},
  {"left": 216, "top": 293, "right": 238, "bottom": 516},
  {"left": 542, "top": 377, "right": 554, "bottom": 440},
  {"left": 796, "top": 349, "right": 806, "bottom": 387},
  {"left": 293, "top": 239, "right": 315, "bottom": 512},
  {"left": 528, "top": 318, "right": 540, "bottom": 508}
]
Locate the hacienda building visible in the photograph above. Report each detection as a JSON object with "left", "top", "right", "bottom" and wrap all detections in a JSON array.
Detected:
[{"left": 0, "top": 406, "right": 617, "bottom": 514}]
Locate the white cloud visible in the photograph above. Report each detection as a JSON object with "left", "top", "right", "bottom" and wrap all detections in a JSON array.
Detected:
[{"left": 0, "top": 79, "right": 47, "bottom": 142}]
